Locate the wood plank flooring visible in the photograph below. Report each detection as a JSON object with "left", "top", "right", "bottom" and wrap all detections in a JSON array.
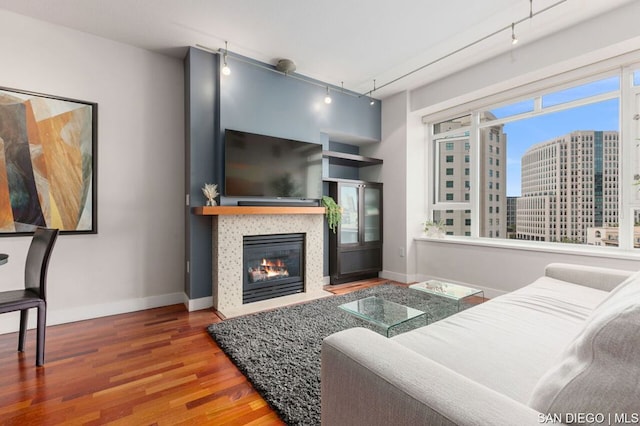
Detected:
[{"left": 0, "top": 278, "right": 389, "bottom": 425}]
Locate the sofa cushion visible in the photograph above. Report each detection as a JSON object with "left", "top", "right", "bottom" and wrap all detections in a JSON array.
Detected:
[
  {"left": 528, "top": 273, "right": 640, "bottom": 421},
  {"left": 392, "top": 277, "right": 608, "bottom": 404}
]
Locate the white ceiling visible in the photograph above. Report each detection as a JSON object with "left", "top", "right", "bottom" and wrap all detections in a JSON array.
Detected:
[{"left": 0, "top": 0, "right": 634, "bottom": 98}]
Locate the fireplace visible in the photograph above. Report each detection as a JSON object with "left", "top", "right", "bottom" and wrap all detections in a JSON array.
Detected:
[{"left": 243, "top": 233, "right": 305, "bottom": 303}]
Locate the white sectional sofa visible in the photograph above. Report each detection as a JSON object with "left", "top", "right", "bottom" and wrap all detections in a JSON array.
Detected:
[{"left": 321, "top": 263, "right": 640, "bottom": 425}]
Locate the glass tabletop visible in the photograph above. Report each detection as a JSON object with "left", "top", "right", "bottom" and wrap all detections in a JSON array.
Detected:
[
  {"left": 338, "top": 296, "right": 426, "bottom": 331},
  {"left": 409, "top": 280, "right": 482, "bottom": 301}
]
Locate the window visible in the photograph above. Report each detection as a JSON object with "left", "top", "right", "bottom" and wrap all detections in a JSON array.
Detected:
[
  {"left": 488, "top": 99, "right": 534, "bottom": 119},
  {"left": 446, "top": 142, "right": 454, "bottom": 150},
  {"left": 446, "top": 168, "right": 454, "bottom": 175},
  {"left": 446, "top": 155, "right": 454, "bottom": 163},
  {"left": 427, "top": 72, "right": 628, "bottom": 247}
]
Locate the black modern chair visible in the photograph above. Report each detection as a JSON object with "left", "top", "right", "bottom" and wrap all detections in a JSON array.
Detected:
[{"left": 0, "top": 227, "right": 59, "bottom": 366}]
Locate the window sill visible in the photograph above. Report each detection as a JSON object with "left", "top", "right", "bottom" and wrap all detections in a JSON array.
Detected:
[{"left": 415, "top": 235, "right": 640, "bottom": 261}]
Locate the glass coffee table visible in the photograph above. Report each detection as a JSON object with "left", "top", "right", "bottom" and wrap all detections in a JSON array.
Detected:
[
  {"left": 409, "top": 280, "right": 484, "bottom": 312},
  {"left": 338, "top": 296, "right": 428, "bottom": 337}
]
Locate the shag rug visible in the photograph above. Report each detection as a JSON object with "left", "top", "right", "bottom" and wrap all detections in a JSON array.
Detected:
[{"left": 207, "top": 284, "right": 462, "bottom": 425}]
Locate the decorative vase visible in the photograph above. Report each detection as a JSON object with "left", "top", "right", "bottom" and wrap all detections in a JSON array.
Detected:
[{"left": 206, "top": 199, "right": 217, "bottom": 206}]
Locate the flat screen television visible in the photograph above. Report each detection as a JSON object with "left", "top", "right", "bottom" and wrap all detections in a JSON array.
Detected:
[{"left": 224, "top": 129, "right": 323, "bottom": 199}]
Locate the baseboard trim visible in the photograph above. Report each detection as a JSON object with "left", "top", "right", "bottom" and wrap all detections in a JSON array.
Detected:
[
  {"left": 0, "top": 292, "right": 185, "bottom": 335},
  {"left": 379, "top": 270, "right": 411, "bottom": 283},
  {"left": 184, "top": 294, "right": 213, "bottom": 312}
]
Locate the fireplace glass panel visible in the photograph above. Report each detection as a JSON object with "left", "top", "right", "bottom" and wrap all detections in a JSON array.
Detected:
[{"left": 243, "top": 233, "right": 305, "bottom": 303}]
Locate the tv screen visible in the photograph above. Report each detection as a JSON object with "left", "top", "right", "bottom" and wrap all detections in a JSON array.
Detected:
[{"left": 224, "top": 129, "right": 323, "bottom": 199}]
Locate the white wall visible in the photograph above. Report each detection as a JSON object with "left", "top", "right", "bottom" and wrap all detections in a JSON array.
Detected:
[
  {"left": 361, "top": 92, "right": 425, "bottom": 283},
  {"left": 410, "top": 1, "right": 640, "bottom": 116},
  {"left": 0, "top": 11, "right": 185, "bottom": 333},
  {"left": 379, "top": 1, "right": 640, "bottom": 289},
  {"left": 416, "top": 240, "right": 640, "bottom": 298},
  {"left": 361, "top": 92, "right": 408, "bottom": 281}
]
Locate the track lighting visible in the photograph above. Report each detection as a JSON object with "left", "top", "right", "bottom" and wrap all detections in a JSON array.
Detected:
[
  {"left": 324, "top": 87, "right": 332, "bottom": 104},
  {"left": 222, "top": 41, "right": 231, "bottom": 76},
  {"left": 369, "top": 80, "right": 376, "bottom": 106},
  {"left": 511, "top": 23, "right": 518, "bottom": 45}
]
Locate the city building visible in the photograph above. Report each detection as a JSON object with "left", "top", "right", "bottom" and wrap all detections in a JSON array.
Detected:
[
  {"left": 587, "top": 226, "right": 640, "bottom": 248},
  {"left": 435, "top": 113, "right": 507, "bottom": 238},
  {"left": 506, "top": 196, "right": 518, "bottom": 238},
  {"left": 516, "top": 131, "right": 619, "bottom": 243}
]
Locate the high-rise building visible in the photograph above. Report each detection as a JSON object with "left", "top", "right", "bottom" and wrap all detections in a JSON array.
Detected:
[
  {"left": 516, "top": 130, "right": 619, "bottom": 243},
  {"left": 435, "top": 113, "right": 506, "bottom": 238},
  {"left": 506, "top": 196, "right": 518, "bottom": 238}
]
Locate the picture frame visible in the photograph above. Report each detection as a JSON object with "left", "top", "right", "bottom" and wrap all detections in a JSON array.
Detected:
[{"left": 0, "top": 86, "right": 97, "bottom": 235}]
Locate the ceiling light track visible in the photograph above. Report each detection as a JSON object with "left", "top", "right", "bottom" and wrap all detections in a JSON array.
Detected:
[{"left": 364, "top": 0, "right": 567, "bottom": 97}]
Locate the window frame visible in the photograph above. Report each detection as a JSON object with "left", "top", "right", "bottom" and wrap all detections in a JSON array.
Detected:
[{"left": 425, "top": 65, "right": 640, "bottom": 253}]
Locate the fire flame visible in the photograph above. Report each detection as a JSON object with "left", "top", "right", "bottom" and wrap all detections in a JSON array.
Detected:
[{"left": 259, "top": 258, "right": 289, "bottom": 278}]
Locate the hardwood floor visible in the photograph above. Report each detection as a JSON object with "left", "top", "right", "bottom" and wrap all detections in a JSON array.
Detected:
[{"left": 0, "top": 278, "right": 389, "bottom": 425}]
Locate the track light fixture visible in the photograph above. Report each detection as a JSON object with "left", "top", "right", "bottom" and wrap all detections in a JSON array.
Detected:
[
  {"left": 511, "top": 23, "right": 518, "bottom": 45},
  {"left": 222, "top": 41, "right": 231, "bottom": 76},
  {"left": 324, "top": 86, "right": 332, "bottom": 104},
  {"left": 369, "top": 79, "right": 376, "bottom": 106}
]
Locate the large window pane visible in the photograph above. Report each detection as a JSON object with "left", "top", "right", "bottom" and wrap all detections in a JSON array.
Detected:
[
  {"left": 433, "top": 210, "right": 470, "bottom": 236},
  {"left": 435, "top": 136, "right": 469, "bottom": 203},
  {"left": 493, "top": 98, "right": 619, "bottom": 244}
]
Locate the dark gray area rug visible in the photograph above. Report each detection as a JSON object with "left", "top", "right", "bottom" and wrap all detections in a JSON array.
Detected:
[{"left": 207, "top": 283, "right": 462, "bottom": 425}]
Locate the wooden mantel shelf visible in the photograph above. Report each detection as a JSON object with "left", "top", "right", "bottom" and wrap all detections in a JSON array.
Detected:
[{"left": 192, "top": 206, "right": 326, "bottom": 216}]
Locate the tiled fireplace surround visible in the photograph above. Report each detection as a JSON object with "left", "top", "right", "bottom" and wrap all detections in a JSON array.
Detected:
[{"left": 207, "top": 208, "right": 331, "bottom": 318}]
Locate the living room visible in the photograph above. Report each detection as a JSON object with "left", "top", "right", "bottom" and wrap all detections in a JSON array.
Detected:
[{"left": 0, "top": 1, "right": 640, "bottom": 424}]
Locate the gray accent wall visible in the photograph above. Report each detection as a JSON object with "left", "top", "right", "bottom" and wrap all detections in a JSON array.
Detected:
[
  {"left": 184, "top": 47, "right": 381, "bottom": 301},
  {"left": 184, "top": 48, "right": 219, "bottom": 299}
]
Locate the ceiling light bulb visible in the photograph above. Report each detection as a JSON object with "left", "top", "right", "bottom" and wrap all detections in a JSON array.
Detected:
[
  {"left": 324, "top": 87, "right": 332, "bottom": 104},
  {"left": 511, "top": 23, "right": 518, "bottom": 45},
  {"left": 222, "top": 41, "right": 231, "bottom": 76},
  {"left": 370, "top": 98, "right": 375, "bottom": 106}
]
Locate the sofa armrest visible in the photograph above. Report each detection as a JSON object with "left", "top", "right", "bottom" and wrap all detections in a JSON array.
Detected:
[
  {"left": 544, "top": 263, "right": 635, "bottom": 292},
  {"left": 322, "top": 327, "right": 549, "bottom": 426}
]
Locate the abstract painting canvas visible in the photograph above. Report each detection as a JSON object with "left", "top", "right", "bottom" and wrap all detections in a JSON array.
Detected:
[{"left": 0, "top": 87, "right": 97, "bottom": 235}]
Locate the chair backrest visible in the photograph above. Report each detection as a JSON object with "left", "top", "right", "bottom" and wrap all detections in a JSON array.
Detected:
[{"left": 25, "top": 228, "right": 59, "bottom": 300}]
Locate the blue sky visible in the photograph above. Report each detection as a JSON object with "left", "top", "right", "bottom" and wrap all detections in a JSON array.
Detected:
[{"left": 490, "top": 76, "right": 620, "bottom": 196}]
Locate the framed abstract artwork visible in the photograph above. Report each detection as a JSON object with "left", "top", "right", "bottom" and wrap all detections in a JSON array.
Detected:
[{"left": 0, "top": 87, "right": 97, "bottom": 235}]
